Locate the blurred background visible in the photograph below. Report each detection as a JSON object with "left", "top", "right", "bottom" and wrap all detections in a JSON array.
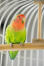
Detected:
[{"left": 0, "top": 0, "right": 44, "bottom": 66}]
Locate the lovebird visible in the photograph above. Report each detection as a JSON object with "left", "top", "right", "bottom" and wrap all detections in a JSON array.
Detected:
[{"left": 5, "top": 14, "right": 26, "bottom": 59}]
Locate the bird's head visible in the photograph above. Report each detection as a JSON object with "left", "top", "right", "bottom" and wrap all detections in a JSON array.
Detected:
[{"left": 11, "top": 14, "right": 25, "bottom": 31}]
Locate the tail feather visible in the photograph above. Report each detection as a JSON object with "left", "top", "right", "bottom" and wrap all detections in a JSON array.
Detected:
[{"left": 9, "top": 51, "right": 18, "bottom": 60}]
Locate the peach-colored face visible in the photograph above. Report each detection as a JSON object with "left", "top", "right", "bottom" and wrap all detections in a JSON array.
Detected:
[{"left": 12, "top": 14, "right": 25, "bottom": 31}]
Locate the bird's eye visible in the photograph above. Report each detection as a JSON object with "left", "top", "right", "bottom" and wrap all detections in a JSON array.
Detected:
[{"left": 22, "top": 20, "right": 24, "bottom": 24}]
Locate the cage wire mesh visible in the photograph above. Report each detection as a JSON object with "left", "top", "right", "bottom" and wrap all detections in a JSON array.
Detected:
[{"left": 0, "top": 0, "right": 44, "bottom": 66}]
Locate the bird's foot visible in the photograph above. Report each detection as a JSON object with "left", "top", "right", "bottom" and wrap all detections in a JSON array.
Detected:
[
  {"left": 10, "top": 43, "right": 13, "bottom": 47},
  {"left": 20, "top": 43, "right": 24, "bottom": 46}
]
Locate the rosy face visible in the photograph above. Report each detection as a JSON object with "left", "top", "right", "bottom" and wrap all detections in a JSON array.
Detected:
[{"left": 12, "top": 14, "right": 25, "bottom": 31}]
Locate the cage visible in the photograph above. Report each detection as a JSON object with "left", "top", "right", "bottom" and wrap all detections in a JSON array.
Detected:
[{"left": 0, "top": 0, "right": 44, "bottom": 66}]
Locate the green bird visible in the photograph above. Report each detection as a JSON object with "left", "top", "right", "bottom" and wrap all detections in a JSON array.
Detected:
[{"left": 5, "top": 14, "right": 26, "bottom": 60}]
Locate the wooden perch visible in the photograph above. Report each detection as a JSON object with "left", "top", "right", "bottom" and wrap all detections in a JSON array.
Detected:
[
  {"left": 34, "top": 0, "right": 44, "bottom": 39},
  {"left": 34, "top": 1, "right": 44, "bottom": 4},
  {"left": 0, "top": 43, "right": 44, "bottom": 51},
  {"left": 38, "top": 3, "right": 42, "bottom": 39},
  {"left": 0, "top": 39, "right": 44, "bottom": 51}
]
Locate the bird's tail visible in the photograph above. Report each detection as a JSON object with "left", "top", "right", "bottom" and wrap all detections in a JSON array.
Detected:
[{"left": 9, "top": 51, "right": 18, "bottom": 60}]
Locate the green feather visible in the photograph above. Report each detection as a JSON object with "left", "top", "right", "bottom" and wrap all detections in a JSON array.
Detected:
[
  {"left": 5, "top": 25, "right": 26, "bottom": 59},
  {"left": 9, "top": 51, "right": 18, "bottom": 59}
]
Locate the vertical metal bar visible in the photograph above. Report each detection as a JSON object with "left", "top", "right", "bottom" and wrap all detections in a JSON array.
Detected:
[
  {"left": 30, "top": 50, "right": 33, "bottom": 66},
  {"left": 24, "top": 50, "right": 26, "bottom": 66},
  {"left": 17, "top": 51, "right": 20, "bottom": 66}
]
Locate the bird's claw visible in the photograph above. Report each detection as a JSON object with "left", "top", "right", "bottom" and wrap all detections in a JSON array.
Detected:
[
  {"left": 20, "top": 43, "right": 24, "bottom": 46},
  {"left": 10, "top": 43, "right": 13, "bottom": 47}
]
